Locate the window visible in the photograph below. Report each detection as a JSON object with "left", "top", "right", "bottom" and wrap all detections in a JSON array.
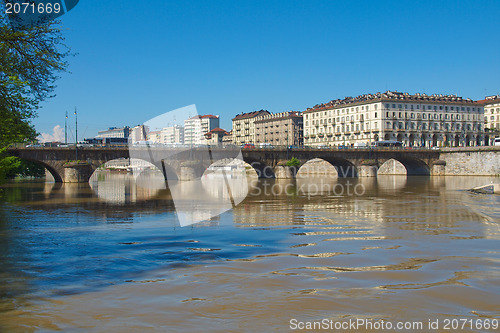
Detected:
[
  {"left": 423, "top": 114, "right": 427, "bottom": 119},
  {"left": 374, "top": 112, "right": 377, "bottom": 118}
]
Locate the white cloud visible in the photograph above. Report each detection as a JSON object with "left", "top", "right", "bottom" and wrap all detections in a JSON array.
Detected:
[{"left": 38, "top": 125, "right": 65, "bottom": 143}]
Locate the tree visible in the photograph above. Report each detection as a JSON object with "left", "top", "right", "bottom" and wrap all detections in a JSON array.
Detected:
[{"left": 0, "top": 12, "right": 70, "bottom": 181}]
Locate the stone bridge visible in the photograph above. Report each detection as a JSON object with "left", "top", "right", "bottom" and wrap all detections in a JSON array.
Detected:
[{"left": 6, "top": 146, "right": 452, "bottom": 182}]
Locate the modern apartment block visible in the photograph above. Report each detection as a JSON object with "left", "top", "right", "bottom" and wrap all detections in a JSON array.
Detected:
[
  {"left": 303, "top": 91, "right": 485, "bottom": 147},
  {"left": 184, "top": 115, "right": 219, "bottom": 145},
  {"left": 129, "top": 125, "right": 149, "bottom": 143},
  {"left": 232, "top": 110, "right": 271, "bottom": 145},
  {"left": 160, "top": 125, "right": 184, "bottom": 145},
  {"left": 254, "top": 111, "right": 303, "bottom": 146}
]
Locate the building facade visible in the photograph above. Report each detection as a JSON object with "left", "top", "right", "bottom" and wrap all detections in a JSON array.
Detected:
[
  {"left": 160, "top": 125, "right": 184, "bottom": 145},
  {"left": 96, "top": 126, "right": 130, "bottom": 139},
  {"left": 254, "top": 111, "right": 303, "bottom": 146},
  {"left": 479, "top": 95, "right": 500, "bottom": 145},
  {"left": 303, "top": 91, "right": 485, "bottom": 148},
  {"left": 129, "top": 125, "right": 150, "bottom": 144},
  {"left": 483, "top": 96, "right": 500, "bottom": 130},
  {"left": 184, "top": 115, "right": 219, "bottom": 145},
  {"left": 232, "top": 110, "right": 271, "bottom": 145},
  {"left": 204, "top": 128, "right": 230, "bottom": 146}
]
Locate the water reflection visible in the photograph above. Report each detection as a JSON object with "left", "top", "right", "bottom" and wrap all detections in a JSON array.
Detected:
[
  {"left": 0, "top": 175, "right": 499, "bottom": 331},
  {"left": 89, "top": 169, "right": 166, "bottom": 204}
]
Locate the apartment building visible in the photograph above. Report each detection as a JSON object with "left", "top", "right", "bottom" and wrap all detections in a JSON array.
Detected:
[
  {"left": 184, "top": 115, "right": 219, "bottom": 145},
  {"left": 232, "top": 110, "right": 271, "bottom": 145},
  {"left": 160, "top": 125, "right": 184, "bottom": 145},
  {"left": 254, "top": 111, "right": 303, "bottom": 146},
  {"left": 303, "top": 91, "right": 485, "bottom": 147}
]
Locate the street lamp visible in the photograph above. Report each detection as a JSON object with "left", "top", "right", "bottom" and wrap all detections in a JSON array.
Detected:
[
  {"left": 74, "top": 107, "right": 78, "bottom": 160},
  {"left": 65, "top": 111, "right": 68, "bottom": 145}
]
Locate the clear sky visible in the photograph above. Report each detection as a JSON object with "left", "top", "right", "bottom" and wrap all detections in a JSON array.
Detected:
[{"left": 34, "top": 0, "right": 500, "bottom": 142}]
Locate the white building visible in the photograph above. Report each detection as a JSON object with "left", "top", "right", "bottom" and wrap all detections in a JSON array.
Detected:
[
  {"left": 160, "top": 125, "right": 184, "bottom": 145},
  {"left": 479, "top": 95, "right": 500, "bottom": 146},
  {"left": 483, "top": 96, "right": 500, "bottom": 131},
  {"left": 129, "top": 125, "right": 149, "bottom": 144},
  {"left": 303, "top": 91, "right": 485, "bottom": 148},
  {"left": 96, "top": 126, "right": 130, "bottom": 139},
  {"left": 184, "top": 115, "right": 219, "bottom": 145},
  {"left": 147, "top": 130, "right": 161, "bottom": 144}
]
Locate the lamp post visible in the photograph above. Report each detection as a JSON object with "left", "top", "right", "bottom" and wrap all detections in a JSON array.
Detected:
[
  {"left": 74, "top": 107, "right": 78, "bottom": 161},
  {"left": 65, "top": 111, "right": 68, "bottom": 144}
]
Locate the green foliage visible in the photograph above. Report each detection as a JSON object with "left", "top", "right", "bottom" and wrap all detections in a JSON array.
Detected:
[
  {"left": 0, "top": 15, "right": 70, "bottom": 185},
  {"left": 0, "top": 148, "right": 44, "bottom": 182},
  {"left": 0, "top": 14, "right": 70, "bottom": 148},
  {"left": 286, "top": 157, "right": 301, "bottom": 167},
  {"left": 0, "top": 19, "right": 70, "bottom": 133},
  {"left": 0, "top": 148, "right": 20, "bottom": 182}
]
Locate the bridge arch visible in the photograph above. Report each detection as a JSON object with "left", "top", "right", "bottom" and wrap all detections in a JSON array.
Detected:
[
  {"left": 310, "top": 157, "right": 358, "bottom": 177},
  {"left": 242, "top": 157, "right": 275, "bottom": 178},
  {"left": 13, "top": 157, "right": 64, "bottom": 183},
  {"left": 378, "top": 157, "right": 430, "bottom": 176},
  {"left": 296, "top": 158, "right": 338, "bottom": 178}
]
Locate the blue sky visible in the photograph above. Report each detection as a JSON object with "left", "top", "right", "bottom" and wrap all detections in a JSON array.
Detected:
[{"left": 35, "top": 0, "right": 500, "bottom": 141}]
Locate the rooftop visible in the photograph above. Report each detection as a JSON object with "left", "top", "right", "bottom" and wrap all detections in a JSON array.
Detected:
[
  {"left": 305, "top": 91, "right": 477, "bottom": 112},
  {"left": 232, "top": 109, "right": 271, "bottom": 121},
  {"left": 188, "top": 114, "right": 219, "bottom": 120},
  {"left": 477, "top": 95, "right": 500, "bottom": 105}
]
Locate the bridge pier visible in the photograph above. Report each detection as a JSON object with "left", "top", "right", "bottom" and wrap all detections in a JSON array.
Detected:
[
  {"left": 358, "top": 165, "right": 378, "bottom": 177},
  {"left": 63, "top": 162, "right": 94, "bottom": 183},
  {"left": 274, "top": 165, "right": 297, "bottom": 179},
  {"left": 430, "top": 160, "right": 446, "bottom": 176}
]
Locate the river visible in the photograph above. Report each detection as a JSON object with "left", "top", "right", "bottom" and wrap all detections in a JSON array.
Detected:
[{"left": 0, "top": 172, "right": 499, "bottom": 332}]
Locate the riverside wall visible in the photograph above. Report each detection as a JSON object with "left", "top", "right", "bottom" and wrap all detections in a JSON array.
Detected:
[{"left": 439, "top": 147, "right": 500, "bottom": 176}]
